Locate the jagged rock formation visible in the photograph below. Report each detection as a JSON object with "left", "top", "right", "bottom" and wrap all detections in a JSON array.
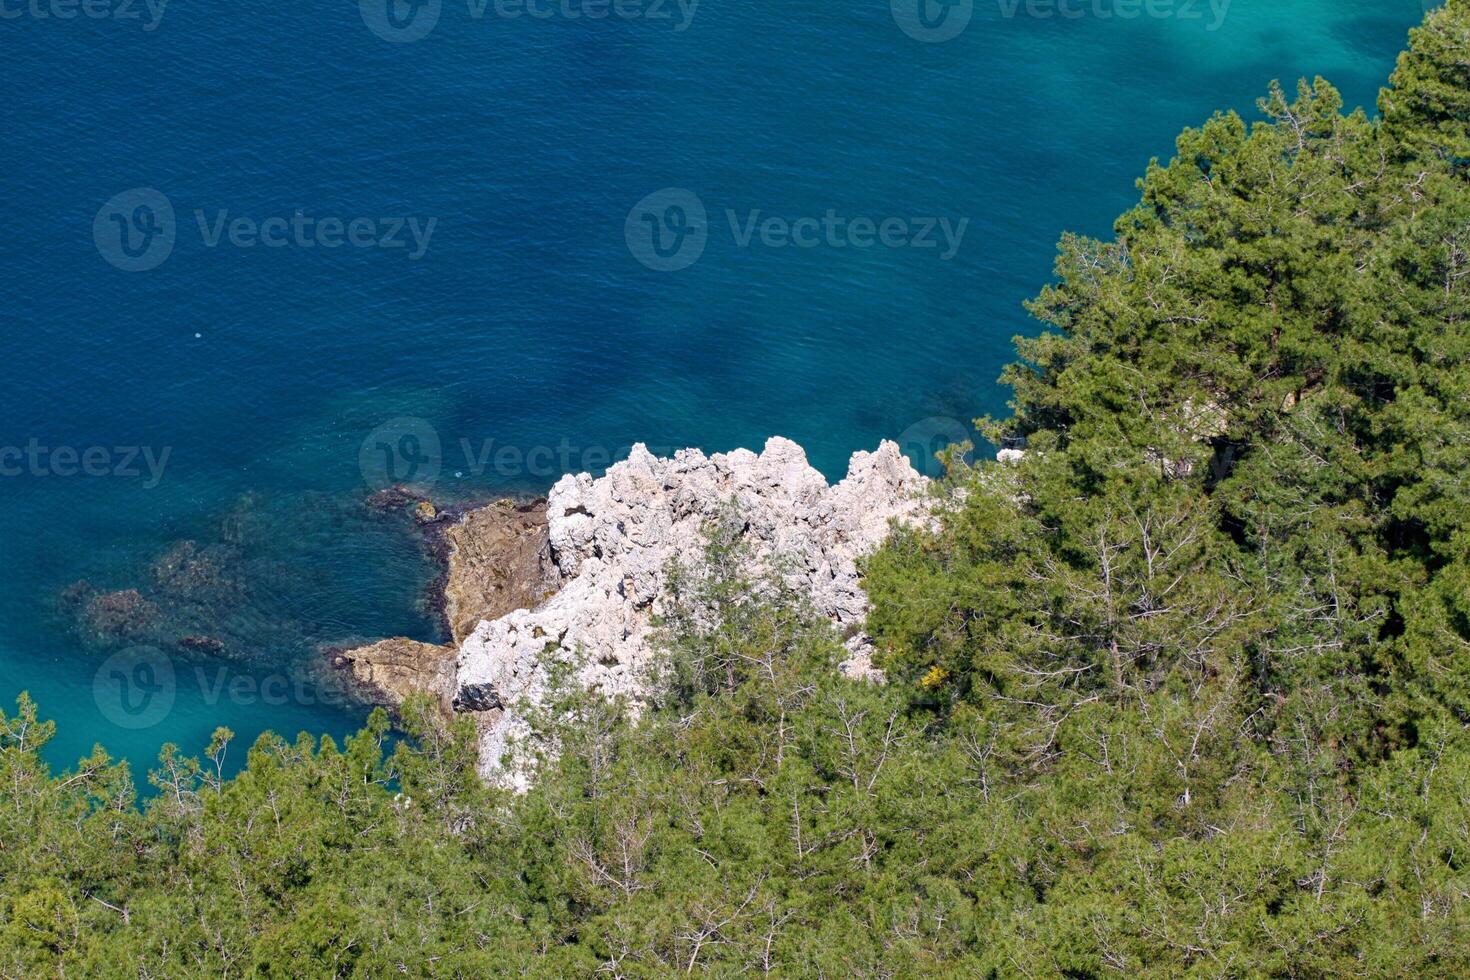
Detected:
[
  {"left": 339, "top": 438, "right": 931, "bottom": 788},
  {"left": 455, "top": 437, "right": 930, "bottom": 787}
]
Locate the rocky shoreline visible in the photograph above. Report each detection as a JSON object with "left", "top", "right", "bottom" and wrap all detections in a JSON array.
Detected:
[
  {"left": 339, "top": 437, "right": 932, "bottom": 789},
  {"left": 331, "top": 495, "right": 557, "bottom": 724},
  {"left": 52, "top": 436, "right": 929, "bottom": 786}
]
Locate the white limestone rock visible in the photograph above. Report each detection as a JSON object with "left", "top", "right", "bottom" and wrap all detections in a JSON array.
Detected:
[{"left": 455, "top": 437, "right": 930, "bottom": 786}]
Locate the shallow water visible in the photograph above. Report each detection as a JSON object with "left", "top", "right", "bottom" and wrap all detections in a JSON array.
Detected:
[{"left": 0, "top": 0, "right": 1426, "bottom": 776}]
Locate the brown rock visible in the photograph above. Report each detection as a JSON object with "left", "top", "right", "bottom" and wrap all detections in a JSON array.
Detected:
[
  {"left": 437, "top": 498, "right": 557, "bottom": 645},
  {"left": 59, "top": 580, "right": 94, "bottom": 607},
  {"left": 332, "top": 497, "right": 557, "bottom": 722},
  {"left": 334, "top": 637, "right": 459, "bottom": 723}
]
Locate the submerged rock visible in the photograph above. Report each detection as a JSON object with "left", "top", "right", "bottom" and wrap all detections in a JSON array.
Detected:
[
  {"left": 150, "top": 541, "right": 238, "bottom": 601},
  {"left": 176, "top": 635, "right": 226, "bottom": 656},
  {"left": 57, "top": 494, "right": 371, "bottom": 664},
  {"left": 364, "top": 485, "right": 430, "bottom": 514},
  {"left": 78, "top": 588, "right": 161, "bottom": 644}
]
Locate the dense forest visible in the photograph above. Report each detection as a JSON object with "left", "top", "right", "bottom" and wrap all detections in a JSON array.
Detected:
[{"left": 5, "top": 4, "right": 1470, "bottom": 975}]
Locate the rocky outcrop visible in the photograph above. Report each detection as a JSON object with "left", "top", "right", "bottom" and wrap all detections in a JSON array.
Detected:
[
  {"left": 333, "top": 637, "right": 459, "bottom": 724},
  {"left": 454, "top": 437, "right": 930, "bottom": 787},
  {"left": 336, "top": 498, "right": 556, "bottom": 718},
  {"left": 437, "top": 499, "right": 559, "bottom": 646},
  {"left": 338, "top": 437, "right": 930, "bottom": 788}
]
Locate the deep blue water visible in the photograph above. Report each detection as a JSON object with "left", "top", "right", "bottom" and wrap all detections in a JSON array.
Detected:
[{"left": 1, "top": 0, "right": 1427, "bottom": 778}]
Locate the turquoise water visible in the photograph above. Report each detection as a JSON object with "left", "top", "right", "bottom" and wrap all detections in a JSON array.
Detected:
[{"left": 0, "top": 1, "right": 1426, "bottom": 777}]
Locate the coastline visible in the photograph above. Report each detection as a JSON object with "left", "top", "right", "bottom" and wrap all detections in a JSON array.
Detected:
[
  {"left": 374, "top": 488, "right": 552, "bottom": 645},
  {"left": 331, "top": 489, "right": 557, "bottom": 723},
  {"left": 338, "top": 437, "right": 932, "bottom": 787}
]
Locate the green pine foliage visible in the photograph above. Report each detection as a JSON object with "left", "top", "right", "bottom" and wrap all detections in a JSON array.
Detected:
[{"left": 6, "top": 4, "right": 1470, "bottom": 975}]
